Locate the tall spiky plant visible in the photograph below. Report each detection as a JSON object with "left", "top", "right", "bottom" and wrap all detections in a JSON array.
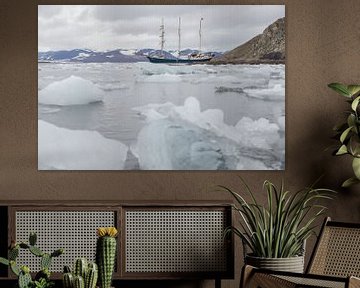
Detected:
[
  {"left": 221, "top": 179, "right": 335, "bottom": 258},
  {"left": 96, "top": 227, "right": 118, "bottom": 288}
]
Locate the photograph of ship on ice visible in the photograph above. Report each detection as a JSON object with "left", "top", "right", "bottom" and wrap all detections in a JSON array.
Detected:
[{"left": 38, "top": 5, "right": 285, "bottom": 170}]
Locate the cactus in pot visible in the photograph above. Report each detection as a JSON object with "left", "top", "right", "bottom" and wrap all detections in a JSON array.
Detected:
[
  {"left": 62, "top": 259, "right": 98, "bottom": 288},
  {"left": 96, "top": 227, "right": 118, "bottom": 288}
]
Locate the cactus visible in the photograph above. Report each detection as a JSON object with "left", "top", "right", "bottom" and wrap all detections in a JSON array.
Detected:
[
  {"left": 51, "top": 248, "right": 64, "bottom": 258},
  {"left": 29, "top": 232, "right": 37, "bottom": 246},
  {"left": 63, "top": 272, "right": 74, "bottom": 288},
  {"left": 74, "top": 258, "right": 88, "bottom": 279},
  {"left": 18, "top": 269, "right": 32, "bottom": 288},
  {"left": 85, "top": 263, "right": 98, "bottom": 288},
  {"left": 0, "top": 232, "right": 64, "bottom": 288},
  {"left": 0, "top": 257, "right": 9, "bottom": 266},
  {"left": 35, "top": 268, "right": 51, "bottom": 282},
  {"left": 96, "top": 227, "right": 118, "bottom": 288},
  {"left": 63, "top": 260, "right": 98, "bottom": 288},
  {"left": 19, "top": 243, "right": 30, "bottom": 249},
  {"left": 9, "top": 246, "right": 19, "bottom": 260},
  {"left": 74, "top": 275, "right": 85, "bottom": 288},
  {"left": 41, "top": 253, "right": 52, "bottom": 270},
  {"left": 10, "top": 260, "right": 20, "bottom": 276},
  {"left": 29, "top": 245, "right": 44, "bottom": 257},
  {"left": 18, "top": 266, "right": 31, "bottom": 288},
  {"left": 64, "top": 265, "right": 72, "bottom": 273}
]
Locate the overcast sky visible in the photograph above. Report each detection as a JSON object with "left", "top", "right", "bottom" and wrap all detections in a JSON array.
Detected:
[{"left": 38, "top": 5, "right": 285, "bottom": 52}]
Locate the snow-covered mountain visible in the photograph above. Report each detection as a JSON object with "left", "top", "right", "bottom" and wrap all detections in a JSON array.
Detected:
[
  {"left": 38, "top": 48, "right": 223, "bottom": 63},
  {"left": 38, "top": 49, "right": 147, "bottom": 63}
]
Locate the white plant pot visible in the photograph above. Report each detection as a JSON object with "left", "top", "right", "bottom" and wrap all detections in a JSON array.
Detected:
[{"left": 245, "top": 254, "right": 305, "bottom": 273}]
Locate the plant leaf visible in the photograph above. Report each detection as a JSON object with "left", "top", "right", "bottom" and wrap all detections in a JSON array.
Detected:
[
  {"left": 347, "top": 114, "right": 356, "bottom": 129},
  {"left": 342, "top": 177, "right": 360, "bottom": 188},
  {"left": 352, "top": 96, "right": 360, "bottom": 111},
  {"left": 352, "top": 157, "right": 360, "bottom": 179},
  {"left": 340, "top": 126, "right": 353, "bottom": 143},
  {"left": 328, "top": 83, "right": 350, "bottom": 97},
  {"left": 347, "top": 85, "right": 360, "bottom": 97},
  {"left": 336, "top": 145, "right": 348, "bottom": 155},
  {"left": 0, "top": 257, "right": 9, "bottom": 266}
]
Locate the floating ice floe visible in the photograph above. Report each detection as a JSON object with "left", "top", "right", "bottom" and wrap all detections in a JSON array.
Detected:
[
  {"left": 39, "top": 75, "right": 103, "bottom": 105},
  {"left": 38, "top": 120, "right": 128, "bottom": 170},
  {"left": 132, "top": 97, "right": 283, "bottom": 170},
  {"left": 131, "top": 119, "right": 228, "bottom": 170},
  {"left": 215, "top": 86, "right": 245, "bottom": 94},
  {"left": 192, "top": 75, "right": 241, "bottom": 84},
  {"left": 136, "top": 73, "right": 183, "bottom": 83},
  {"left": 243, "top": 84, "right": 285, "bottom": 101},
  {"left": 96, "top": 82, "right": 129, "bottom": 91}
]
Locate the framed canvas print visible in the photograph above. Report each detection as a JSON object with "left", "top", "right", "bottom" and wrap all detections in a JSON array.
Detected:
[{"left": 38, "top": 5, "right": 285, "bottom": 170}]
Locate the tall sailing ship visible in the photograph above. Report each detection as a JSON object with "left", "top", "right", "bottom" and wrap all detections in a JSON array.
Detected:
[{"left": 146, "top": 18, "right": 213, "bottom": 64}]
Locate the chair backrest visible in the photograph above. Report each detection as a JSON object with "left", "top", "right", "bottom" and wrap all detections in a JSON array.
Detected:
[{"left": 307, "top": 217, "right": 360, "bottom": 277}]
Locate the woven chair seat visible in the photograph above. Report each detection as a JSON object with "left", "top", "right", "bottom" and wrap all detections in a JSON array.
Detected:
[{"left": 241, "top": 218, "right": 360, "bottom": 288}]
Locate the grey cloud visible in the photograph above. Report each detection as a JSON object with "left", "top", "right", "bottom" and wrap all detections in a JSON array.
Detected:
[{"left": 38, "top": 5, "right": 284, "bottom": 52}]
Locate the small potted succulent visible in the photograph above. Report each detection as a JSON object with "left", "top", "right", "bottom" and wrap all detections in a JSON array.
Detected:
[
  {"left": 328, "top": 83, "right": 360, "bottom": 187},
  {"left": 220, "top": 178, "right": 334, "bottom": 273}
]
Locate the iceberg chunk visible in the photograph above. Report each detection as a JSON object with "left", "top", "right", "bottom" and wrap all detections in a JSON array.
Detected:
[
  {"left": 39, "top": 75, "right": 103, "bottom": 106},
  {"left": 38, "top": 120, "right": 128, "bottom": 170},
  {"left": 132, "top": 97, "right": 284, "bottom": 170},
  {"left": 132, "top": 119, "right": 226, "bottom": 170}
]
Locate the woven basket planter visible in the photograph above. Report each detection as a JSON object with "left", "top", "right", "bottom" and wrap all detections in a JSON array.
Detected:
[{"left": 245, "top": 254, "right": 305, "bottom": 273}]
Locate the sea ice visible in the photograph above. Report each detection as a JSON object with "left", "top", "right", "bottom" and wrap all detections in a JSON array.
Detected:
[
  {"left": 133, "top": 97, "right": 283, "bottom": 170},
  {"left": 132, "top": 119, "right": 227, "bottom": 170},
  {"left": 39, "top": 75, "right": 104, "bottom": 105},
  {"left": 38, "top": 120, "right": 128, "bottom": 170},
  {"left": 137, "top": 73, "right": 183, "bottom": 83},
  {"left": 243, "top": 84, "right": 285, "bottom": 101},
  {"left": 96, "top": 82, "right": 129, "bottom": 91},
  {"left": 140, "top": 63, "right": 196, "bottom": 76}
]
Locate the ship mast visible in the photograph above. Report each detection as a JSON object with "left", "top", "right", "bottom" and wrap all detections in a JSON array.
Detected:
[
  {"left": 160, "top": 18, "right": 165, "bottom": 56},
  {"left": 199, "top": 18, "right": 203, "bottom": 53},
  {"left": 178, "top": 17, "right": 181, "bottom": 59}
]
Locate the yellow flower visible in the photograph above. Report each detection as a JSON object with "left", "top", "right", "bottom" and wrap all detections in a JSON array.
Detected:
[{"left": 96, "top": 227, "right": 118, "bottom": 237}]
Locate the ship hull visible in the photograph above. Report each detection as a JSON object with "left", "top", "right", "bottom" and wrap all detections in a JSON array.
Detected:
[{"left": 146, "top": 56, "right": 212, "bottom": 64}]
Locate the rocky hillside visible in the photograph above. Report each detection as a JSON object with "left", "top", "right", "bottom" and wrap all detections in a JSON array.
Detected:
[{"left": 212, "top": 17, "right": 285, "bottom": 64}]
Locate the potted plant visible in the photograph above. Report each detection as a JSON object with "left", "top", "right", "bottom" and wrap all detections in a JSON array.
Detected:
[
  {"left": 220, "top": 179, "right": 334, "bottom": 273},
  {"left": 328, "top": 83, "right": 360, "bottom": 187},
  {"left": 0, "top": 232, "right": 63, "bottom": 288}
]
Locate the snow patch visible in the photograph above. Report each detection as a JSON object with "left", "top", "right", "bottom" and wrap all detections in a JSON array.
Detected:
[
  {"left": 39, "top": 75, "right": 103, "bottom": 106},
  {"left": 73, "top": 52, "right": 90, "bottom": 60},
  {"left": 38, "top": 120, "right": 128, "bottom": 170}
]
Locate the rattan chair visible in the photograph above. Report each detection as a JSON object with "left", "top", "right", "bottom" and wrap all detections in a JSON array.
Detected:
[{"left": 241, "top": 217, "right": 360, "bottom": 288}]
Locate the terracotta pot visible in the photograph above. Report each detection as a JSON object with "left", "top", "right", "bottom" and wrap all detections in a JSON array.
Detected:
[{"left": 245, "top": 254, "right": 304, "bottom": 273}]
